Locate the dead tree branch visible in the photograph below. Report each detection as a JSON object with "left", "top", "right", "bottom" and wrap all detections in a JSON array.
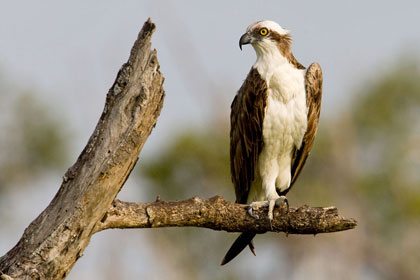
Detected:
[
  {"left": 94, "top": 196, "right": 356, "bottom": 234},
  {"left": 0, "top": 18, "right": 165, "bottom": 279}
]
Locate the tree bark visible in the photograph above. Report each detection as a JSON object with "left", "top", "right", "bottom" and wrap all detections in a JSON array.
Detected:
[
  {"left": 0, "top": 18, "right": 357, "bottom": 280},
  {"left": 94, "top": 196, "right": 356, "bottom": 234},
  {"left": 0, "top": 18, "right": 165, "bottom": 279}
]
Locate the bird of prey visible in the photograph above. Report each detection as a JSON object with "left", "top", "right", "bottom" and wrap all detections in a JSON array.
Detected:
[{"left": 221, "top": 20, "right": 323, "bottom": 265}]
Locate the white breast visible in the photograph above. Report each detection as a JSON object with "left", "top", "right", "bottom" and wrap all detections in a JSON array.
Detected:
[{"left": 248, "top": 62, "right": 308, "bottom": 203}]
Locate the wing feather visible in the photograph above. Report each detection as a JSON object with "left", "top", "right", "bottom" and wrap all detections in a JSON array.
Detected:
[
  {"left": 230, "top": 68, "right": 267, "bottom": 204},
  {"left": 287, "top": 62, "right": 323, "bottom": 191}
]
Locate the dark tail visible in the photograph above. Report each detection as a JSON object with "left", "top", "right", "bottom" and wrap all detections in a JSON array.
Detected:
[{"left": 220, "top": 232, "right": 257, "bottom": 265}]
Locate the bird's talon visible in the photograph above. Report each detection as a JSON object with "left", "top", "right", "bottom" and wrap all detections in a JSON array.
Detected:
[
  {"left": 275, "top": 196, "right": 289, "bottom": 213},
  {"left": 247, "top": 205, "right": 259, "bottom": 219}
]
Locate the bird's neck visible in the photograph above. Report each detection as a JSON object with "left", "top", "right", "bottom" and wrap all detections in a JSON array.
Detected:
[{"left": 253, "top": 48, "right": 289, "bottom": 82}]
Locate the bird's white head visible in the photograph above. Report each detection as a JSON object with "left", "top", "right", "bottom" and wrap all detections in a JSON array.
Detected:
[{"left": 239, "top": 20, "right": 292, "bottom": 60}]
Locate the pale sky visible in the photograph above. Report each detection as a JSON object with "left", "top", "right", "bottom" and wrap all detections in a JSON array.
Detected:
[{"left": 1, "top": 0, "right": 419, "bottom": 154}]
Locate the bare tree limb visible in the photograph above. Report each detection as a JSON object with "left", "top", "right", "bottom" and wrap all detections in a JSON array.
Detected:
[
  {"left": 95, "top": 196, "right": 357, "bottom": 234},
  {"left": 0, "top": 18, "right": 165, "bottom": 279}
]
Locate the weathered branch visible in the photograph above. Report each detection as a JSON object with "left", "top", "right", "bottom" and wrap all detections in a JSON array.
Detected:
[
  {"left": 95, "top": 196, "right": 356, "bottom": 234},
  {"left": 0, "top": 18, "right": 165, "bottom": 279}
]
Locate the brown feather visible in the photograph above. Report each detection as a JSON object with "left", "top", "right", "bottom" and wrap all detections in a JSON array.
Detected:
[
  {"left": 230, "top": 67, "right": 267, "bottom": 204},
  {"left": 269, "top": 32, "right": 306, "bottom": 70}
]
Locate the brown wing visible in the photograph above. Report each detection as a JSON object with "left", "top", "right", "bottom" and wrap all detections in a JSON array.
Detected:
[
  {"left": 230, "top": 67, "right": 268, "bottom": 204},
  {"left": 288, "top": 62, "right": 323, "bottom": 189}
]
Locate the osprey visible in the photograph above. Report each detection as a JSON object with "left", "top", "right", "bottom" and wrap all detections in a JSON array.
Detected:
[{"left": 221, "top": 20, "right": 323, "bottom": 265}]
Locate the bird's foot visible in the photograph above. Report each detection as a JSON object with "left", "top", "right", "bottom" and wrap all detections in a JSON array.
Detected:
[
  {"left": 267, "top": 196, "right": 289, "bottom": 229},
  {"left": 247, "top": 196, "right": 289, "bottom": 229},
  {"left": 246, "top": 201, "right": 270, "bottom": 219},
  {"left": 275, "top": 196, "right": 289, "bottom": 214},
  {"left": 267, "top": 196, "right": 289, "bottom": 220}
]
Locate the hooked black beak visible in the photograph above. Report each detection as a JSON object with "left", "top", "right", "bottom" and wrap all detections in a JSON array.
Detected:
[{"left": 239, "top": 32, "right": 252, "bottom": 50}]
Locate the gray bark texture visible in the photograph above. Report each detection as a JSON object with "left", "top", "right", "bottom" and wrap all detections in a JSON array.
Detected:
[
  {"left": 0, "top": 18, "right": 357, "bottom": 280},
  {"left": 0, "top": 19, "right": 165, "bottom": 279}
]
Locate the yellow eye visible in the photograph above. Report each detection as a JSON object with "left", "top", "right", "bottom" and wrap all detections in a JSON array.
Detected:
[{"left": 259, "top": 28, "right": 268, "bottom": 36}]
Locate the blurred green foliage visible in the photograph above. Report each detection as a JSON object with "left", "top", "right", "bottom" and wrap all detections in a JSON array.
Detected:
[
  {"left": 140, "top": 129, "right": 233, "bottom": 279},
  {"left": 2, "top": 58, "right": 419, "bottom": 278},
  {"left": 353, "top": 61, "right": 420, "bottom": 217},
  {"left": 0, "top": 86, "right": 70, "bottom": 189},
  {"left": 141, "top": 129, "right": 232, "bottom": 201}
]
